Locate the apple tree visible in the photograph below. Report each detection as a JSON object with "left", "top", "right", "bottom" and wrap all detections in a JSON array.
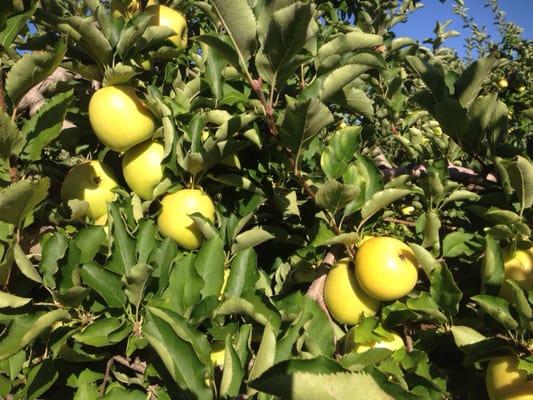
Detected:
[{"left": 0, "top": 0, "right": 531, "bottom": 399}]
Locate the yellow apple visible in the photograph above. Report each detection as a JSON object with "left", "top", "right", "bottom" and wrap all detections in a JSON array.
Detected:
[
  {"left": 498, "top": 79, "right": 509, "bottom": 89},
  {"left": 146, "top": 4, "right": 188, "bottom": 49},
  {"left": 500, "top": 246, "right": 533, "bottom": 301},
  {"left": 401, "top": 206, "right": 415, "bottom": 216},
  {"left": 486, "top": 356, "right": 533, "bottom": 400},
  {"left": 157, "top": 189, "right": 215, "bottom": 250},
  {"left": 122, "top": 141, "right": 165, "bottom": 200},
  {"left": 210, "top": 342, "right": 225, "bottom": 367},
  {"left": 355, "top": 237, "right": 418, "bottom": 301},
  {"left": 323, "top": 258, "right": 381, "bottom": 325},
  {"left": 61, "top": 161, "right": 118, "bottom": 220},
  {"left": 110, "top": 0, "right": 139, "bottom": 19},
  {"left": 88, "top": 86, "right": 155, "bottom": 153}
]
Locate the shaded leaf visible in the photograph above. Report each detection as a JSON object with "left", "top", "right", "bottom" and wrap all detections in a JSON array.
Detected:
[{"left": 6, "top": 36, "right": 67, "bottom": 104}]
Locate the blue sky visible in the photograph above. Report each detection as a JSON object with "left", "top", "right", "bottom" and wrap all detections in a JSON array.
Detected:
[{"left": 392, "top": 0, "right": 532, "bottom": 58}]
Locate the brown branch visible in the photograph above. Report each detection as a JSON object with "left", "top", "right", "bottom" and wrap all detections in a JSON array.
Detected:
[
  {"left": 0, "top": 71, "right": 6, "bottom": 112},
  {"left": 99, "top": 357, "right": 115, "bottom": 396},
  {"left": 383, "top": 217, "right": 417, "bottom": 227},
  {"left": 99, "top": 355, "right": 147, "bottom": 396},
  {"left": 403, "top": 325, "right": 414, "bottom": 353},
  {"left": 379, "top": 162, "right": 498, "bottom": 189}
]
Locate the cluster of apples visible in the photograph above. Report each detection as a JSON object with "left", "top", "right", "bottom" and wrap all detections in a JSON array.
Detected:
[
  {"left": 61, "top": 3, "right": 215, "bottom": 251},
  {"left": 325, "top": 237, "right": 533, "bottom": 398}
]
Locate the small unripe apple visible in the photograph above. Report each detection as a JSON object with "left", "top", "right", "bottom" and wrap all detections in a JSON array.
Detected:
[{"left": 498, "top": 78, "right": 509, "bottom": 89}]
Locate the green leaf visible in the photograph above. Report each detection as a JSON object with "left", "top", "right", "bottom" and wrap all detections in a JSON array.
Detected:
[
  {"left": 0, "top": 290, "right": 31, "bottom": 308},
  {"left": 315, "top": 180, "right": 359, "bottom": 212},
  {"left": 165, "top": 254, "right": 203, "bottom": 318},
  {"left": 109, "top": 203, "right": 136, "bottom": 274},
  {"left": 5, "top": 36, "right": 67, "bottom": 104},
  {"left": 116, "top": 12, "right": 154, "bottom": 58},
  {"left": 319, "top": 64, "right": 371, "bottom": 103},
  {"left": 405, "top": 55, "right": 447, "bottom": 100},
  {"left": 481, "top": 235, "right": 505, "bottom": 287},
  {"left": 74, "top": 226, "right": 107, "bottom": 264},
  {"left": 248, "top": 323, "right": 277, "bottom": 394},
  {"left": 209, "top": 0, "right": 257, "bottom": 63},
  {"left": 256, "top": 2, "right": 314, "bottom": 86},
  {"left": 142, "top": 308, "right": 211, "bottom": 400},
  {"left": 454, "top": 56, "right": 498, "bottom": 108},
  {"left": 360, "top": 188, "right": 411, "bottom": 222},
  {"left": 332, "top": 87, "right": 374, "bottom": 117},
  {"left": 441, "top": 190, "right": 480, "bottom": 206},
  {"left": 280, "top": 97, "right": 333, "bottom": 153},
  {"left": 24, "top": 359, "right": 59, "bottom": 400},
  {"left": 231, "top": 227, "right": 275, "bottom": 253},
  {"left": 0, "top": 110, "right": 23, "bottom": 162},
  {"left": 442, "top": 231, "right": 478, "bottom": 258},
  {"left": 502, "top": 156, "right": 533, "bottom": 210},
  {"left": 501, "top": 280, "right": 532, "bottom": 325},
  {"left": 21, "top": 90, "right": 74, "bottom": 160},
  {"left": 80, "top": 263, "right": 126, "bottom": 309},
  {"left": 215, "top": 291, "right": 281, "bottom": 331},
  {"left": 0, "top": 178, "right": 50, "bottom": 227},
  {"left": 471, "top": 294, "right": 518, "bottom": 330},
  {"left": 224, "top": 248, "right": 259, "bottom": 298},
  {"left": 220, "top": 335, "right": 245, "bottom": 397},
  {"left": 146, "top": 306, "right": 211, "bottom": 369},
  {"left": 421, "top": 210, "right": 441, "bottom": 253},
  {"left": 450, "top": 325, "right": 486, "bottom": 347},
  {"left": 435, "top": 99, "right": 470, "bottom": 150},
  {"left": 406, "top": 293, "right": 448, "bottom": 324},
  {"left": 56, "top": 15, "right": 112, "bottom": 70},
  {"left": 198, "top": 34, "right": 241, "bottom": 73},
  {"left": 194, "top": 235, "right": 225, "bottom": 298},
  {"left": 468, "top": 93, "right": 508, "bottom": 151},
  {"left": 408, "top": 243, "right": 440, "bottom": 277},
  {"left": 0, "top": 5, "right": 35, "bottom": 49},
  {"left": 40, "top": 230, "right": 68, "bottom": 289},
  {"left": 122, "top": 263, "right": 153, "bottom": 307},
  {"left": 321, "top": 126, "right": 361, "bottom": 179},
  {"left": 250, "top": 358, "right": 392, "bottom": 400},
  {"left": 74, "top": 318, "right": 130, "bottom": 348},
  {"left": 13, "top": 242, "right": 43, "bottom": 284},
  {"left": 0, "top": 310, "right": 70, "bottom": 361},
  {"left": 317, "top": 31, "right": 383, "bottom": 68},
  {"left": 102, "top": 63, "right": 138, "bottom": 87},
  {"left": 429, "top": 264, "right": 462, "bottom": 315}
]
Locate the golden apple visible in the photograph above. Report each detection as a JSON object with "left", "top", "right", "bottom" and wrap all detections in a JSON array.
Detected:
[
  {"left": 157, "top": 189, "right": 215, "bottom": 250},
  {"left": 89, "top": 86, "right": 155, "bottom": 153},
  {"left": 486, "top": 356, "right": 533, "bottom": 400},
  {"left": 324, "top": 259, "right": 381, "bottom": 325},
  {"left": 400, "top": 206, "right": 415, "bottom": 216},
  {"left": 498, "top": 79, "right": 509, "bottom": 89},
  {"left": 61, "top": 161, "right": 118, "bottom": 220},
  {"left": 122, "top": 141, "right": 165, "bottom": 200},
  {"left": 210, "top": 342, "right": 225, "bottom": 367},
  {"left": 146, "top": 4, "right": 188, "bottom": 49},
  {"left": 110, "top": 0, "right": 139, "bottom": 19},
  {"left": 355, "top": 237, "right": 418, "bottom": 301},
  {"left": 500, "top": 246, "right": 533, "bottom": 302}
]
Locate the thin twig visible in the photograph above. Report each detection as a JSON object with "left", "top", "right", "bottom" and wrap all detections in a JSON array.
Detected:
[
  {"left": 383, "top": 217, "right": 417, "bottom": 227},
  {"left": 99, "top": 358, "right": 115, "bottom": 396}
]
